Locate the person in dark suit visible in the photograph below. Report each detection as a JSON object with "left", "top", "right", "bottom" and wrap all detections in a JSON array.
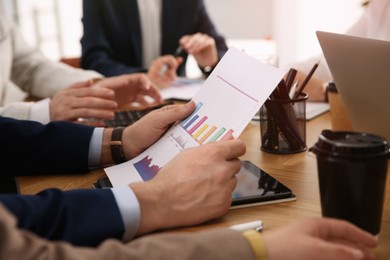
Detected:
[
  {"left": 80, "top": 0, "right": 228, "bottom": 87},
  {"left": 0, "top": 101, "right": 245, "bottom": 247}
]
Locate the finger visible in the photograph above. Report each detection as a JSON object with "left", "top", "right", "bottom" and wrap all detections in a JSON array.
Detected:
[
  {"left": 158, "top": 69, "right": 176, "bottom": 83},
  {"left": 153, "top": 101, "right": 196, "bottom": 123},
  {"left": 70, "top": 97, "right": 118, "bottom": 110},
  {"left": 316, "top": 240, "right": 367, "bottom": 260},
  {"left": 214, "top": 139, "right": 246, "bottom": 161},
  {"left": 76, "top": 119, "right": 106, "bottom": 127},
  {"left": 328, "top": 239, "right": 377, "bottom": 260},
  {"left": 68, "top": 108, "right": 115, "bottom": 120},
  {"left": 315, "top": 218, "right": 378, "bottom": 248},
  {"left": 179, "top": 35, "right": 191, "bottom": 45},
  {"left": 180, "top": 34, "right": 202, "bottom": 52},
  {"left": 188, "top": 36, "right": 208, "bottom": 53},
  {"left": 226, "top": 158, "right": 243, "bottom": 177},
  {"left": 220, "top": 133, "right": 234, "bottom": 141},
  {"left": 135, "top": 96, "right": 150, "bottom": 107},
  {"left": 138, "top": 76, "right": 163, "bottom": 102},
  {"left": 175, "top": 56, "right": 184, "bottom": 65},
  {"left": 229, "top": 175, "right": 238, "bottom": 193},
  {"left": 68, "top": 80, "right": 92, "bottom": 89},
  {"left": 185, "top": 33, "right": 203, "bottom": 47},
  {"left": 185, "top": 34, "right": 210, "bottom": 53},
  {"left": 69, "top": 86, "right": 116, "bottom": 99},
  {"left": 160, "top": 55, "right": 178, "bottom": 68}
]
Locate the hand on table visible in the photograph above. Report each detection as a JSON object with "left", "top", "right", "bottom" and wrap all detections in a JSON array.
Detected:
[
  {"left": 263, "top": 217, "right": 378, "bottom": 260},
  {"left": 50, "top": 80, "right": 117, "bottom": 126}
]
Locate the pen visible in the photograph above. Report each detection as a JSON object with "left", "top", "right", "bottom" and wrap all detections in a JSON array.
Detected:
[
  {"left": 229, "top": 220, "right": 263, "bottom": 232},
  {"left": 159, "top": 46, "right": 186, "bottom": 75},
  {"left": 293, "top": 60, "right": 320, "bottom": 99},
  {"left": 289, "top": 79, "right": 299, "bottom": 99},
  {"left": 174, "top": 45, "right": 185, "bottom": 57},
  {"left": 285, "top": 68, "right": 297, "bottom": 92}
]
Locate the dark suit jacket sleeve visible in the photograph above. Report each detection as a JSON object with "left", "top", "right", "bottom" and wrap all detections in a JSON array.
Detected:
[
  {"left": 0, "top": 117, "right": 94, "bottom": 176},
  {"left": 0, "top": 204, "right": 255, "bottom": 259},
  {"left": 81, "top": 0, "right": 146, "bottom": 77},
  {"left": 81, "top": 0, "right": 228, "bottom": 78},
  {"left": 0, "top": 188, "right": 124, "bottom": 247}
]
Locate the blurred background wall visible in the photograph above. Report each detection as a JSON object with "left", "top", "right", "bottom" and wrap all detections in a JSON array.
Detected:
[{"left": 2, "top": 0, "right": 364, "bottom": 68}]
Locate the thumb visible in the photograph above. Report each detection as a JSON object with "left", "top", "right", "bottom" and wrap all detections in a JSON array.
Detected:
[
  {"left": 158, "top": 101, "right": 196, "bottom": 125},
  {"left": 69, "top": 80, "right": 92, "bottom": 89}
]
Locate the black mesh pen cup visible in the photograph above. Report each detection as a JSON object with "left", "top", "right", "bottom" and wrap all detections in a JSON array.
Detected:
[
  {"left": 260, "top": 93, "right": 308, "bottom": 154},
  {"left": 310, "top": 130, "right": 390, "bottom": 235}
]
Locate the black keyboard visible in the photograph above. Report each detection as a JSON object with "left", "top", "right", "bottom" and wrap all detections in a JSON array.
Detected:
[{"left": 104, "top": 100, "right": 174, "bottom": 127}]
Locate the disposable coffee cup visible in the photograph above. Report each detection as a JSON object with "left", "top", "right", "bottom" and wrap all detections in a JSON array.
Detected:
[{"left": 310, "top": 130, "right": 389, "bottom": 235}]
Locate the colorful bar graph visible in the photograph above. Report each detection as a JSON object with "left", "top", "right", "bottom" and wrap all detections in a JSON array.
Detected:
[
  {"left": 208, "top": 127, "right": 226, "bottom": 142},
  {"left": 183, "top": 115, "right": 199, "bottom": 129},
  {"left": 180, "top": 101, "right": 232, "bottom": 144},
  {"left": 188, "top": 116, "right": 208, "bottom": 134},
  {"left": 181, "top": 102, "right": 203, "bottom": 126},
  {"left": 193, "top": 124, "right": 208, "bottom": 139},
  {"left": 198, "top": 126, "right": 217, "bottom": 144},
  {"left": 222, "top": 129, "right": 234, "bottom": 140}
]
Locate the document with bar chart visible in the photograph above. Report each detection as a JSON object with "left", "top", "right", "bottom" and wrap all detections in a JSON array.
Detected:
[{"left": 105, "top": 47, "right": 285, "bottom": 187}]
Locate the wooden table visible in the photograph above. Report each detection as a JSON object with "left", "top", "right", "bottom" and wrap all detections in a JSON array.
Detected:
[{"left": 18, "top": 112, "right": 390, "bottom": 259}]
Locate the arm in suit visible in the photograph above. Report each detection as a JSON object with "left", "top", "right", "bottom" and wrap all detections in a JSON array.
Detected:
[
  {"left": 0, "top": 189, "right": 124, "bottom": 247},
  {"left": 160, "top": 0, "right": 228, "bottom": 76},
  {"left": 0, "top": 204, "right": 255, "bottom": 259},
  {"left": 80, "top": 0, "right": 228, "bottom": 77},
  {"left": 81, "top": 0, "right": 145, "bottom": 77},
  {"left": 0, "top": 117, "right": 94, "bottom": 176}
]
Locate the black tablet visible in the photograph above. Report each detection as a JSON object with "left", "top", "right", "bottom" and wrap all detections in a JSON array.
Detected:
[
  {"left": 231, "top": 161, "right": 296, "bottom": 209},
  {"left": 94, "top": 160, "right": 296, "bottom": 209}
]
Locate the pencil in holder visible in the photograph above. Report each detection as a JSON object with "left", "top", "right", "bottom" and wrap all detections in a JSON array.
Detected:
[{"left": 260, "top": 93, "right": 308, "bottom": 154}]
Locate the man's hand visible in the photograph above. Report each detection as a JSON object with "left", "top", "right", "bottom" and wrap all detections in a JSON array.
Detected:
[
  {"left": 147, "top": 55, "right": 183, "bottom": 88},
  {"left": 122, "top": 101, "right": 196, "bottom": 159},
  {"left": 180, "top": 33, "right": 218, "bottom": 68},
  {"left": 93, "top": 73, "right": 162, "bottom": 106},
  {"left": 263, "top": 218, "right": 378, "bottom": 260},
  {"left": 131, "top": 138, "right": 246, "bottom": 235},
  {"left": 50, "top": 80, "right": 117, "bottom": 126}
]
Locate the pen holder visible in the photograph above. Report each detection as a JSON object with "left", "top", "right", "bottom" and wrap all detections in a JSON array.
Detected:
[{"left": 260, "top": 93, "right": 308, "bottom": 154}]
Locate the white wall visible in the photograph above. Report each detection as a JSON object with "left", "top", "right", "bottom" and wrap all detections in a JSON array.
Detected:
[
  {"left": 204, "top": 0, "right": 272, "bottom": 39},
  {"left": 273, "top": 0, "right": 364, "bottom": 68},
  {"left": 9, "top": 0, "right": 365, "bottom": 67}
]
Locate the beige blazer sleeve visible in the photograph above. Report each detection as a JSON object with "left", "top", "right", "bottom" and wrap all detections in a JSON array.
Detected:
[{"left": 0, "top": 204, "right": 256, "bottom": 260}]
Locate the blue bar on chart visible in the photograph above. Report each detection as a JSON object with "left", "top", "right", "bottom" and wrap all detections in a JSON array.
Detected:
[
  {"left": 180, "top": 101, "right": 234, "bottom": 143},
  {"left": 183, "top": 115, "right": 199, "bottom": 129}
]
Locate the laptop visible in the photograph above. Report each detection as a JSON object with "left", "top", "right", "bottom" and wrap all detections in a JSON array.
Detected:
[{"left": 316, "top": 31, "right": 390, "bottom": 141}]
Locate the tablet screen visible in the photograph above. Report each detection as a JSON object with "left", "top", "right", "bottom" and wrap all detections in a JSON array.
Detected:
[{"left": 231, "top": 161, "right": 294, "bottom": 206}]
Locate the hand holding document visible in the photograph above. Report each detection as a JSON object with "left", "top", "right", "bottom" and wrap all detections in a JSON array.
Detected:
[{"left": 105, "top": 47, "right": 285, "bottom": 187}]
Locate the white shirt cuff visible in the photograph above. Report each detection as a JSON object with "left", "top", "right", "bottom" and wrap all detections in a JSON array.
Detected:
[
  {"left": 111, "top": 186, "right": 141, "bottom": 241},
  {"left": 88, "top": 128, "right": 104, "bottom": 169},
  {"left": 29, "top": 98, "right": 51, "bottom": 124}
]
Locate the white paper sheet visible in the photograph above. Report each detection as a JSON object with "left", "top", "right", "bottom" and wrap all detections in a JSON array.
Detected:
[
  {"left": 159, "top": 77, "right": 204, "bottom": 101},
  {"left": 105, "top": 47, "right": 285, "bottom": 187}
]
